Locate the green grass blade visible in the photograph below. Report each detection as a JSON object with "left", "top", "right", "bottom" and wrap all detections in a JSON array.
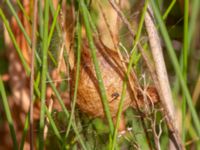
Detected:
[
  {"left": 188, "top": 0, "right": 200, "bottom": 46},
  {"left": 49, "top": 0, "right": 62, "bottom": 35},
  {"left": 5, "top": 0, "right": 31, "bottom": 45},
  {"left": 39, "top": 0, "right": 49, "bottom": 149},
  {"left": 19, "top": 112, "right": 29, "bottom": 150},
  {"left": 0, "top": 7, "right": 42, "bottom": 98},
  {"left": 65, "top": 16, "right": 82, "bottom": 138},
  {"left": 19, "top": 101, "right": 64, "bottom": 149},
  {"left": 6, "top": 0, "right": 58, "bottom": 66},
  {"left": 47, "top": 0, "right": 63, "bottom": 67},
  {"left": 79, "top": 1, "right": 114, "bottom": 133},
  {"left": 0, "top": 77, "right": 18, "bottom": 150},
  {"left": 39, "top": 0, "right": 44, "bottom": 39},
  {"left": 47, "top": 74, "right": 87, "bottom": 150},
  {"left": 45, "top": 106, "right": 62, "bottom": 142},
  {"left": 0, "top": 8, "right": 30, "bottom": 75},
  {"left": 16, "top": 0, "right": 32, "bottom": 24},
  {"left": 182, "top": 0, "right": 189, "bottom": 142},
  {"left": 5, "top": 0, "right": 42, "bottom": 64},
  {"left": 162, "top": 0, "right": 176, "bottom": 20}
]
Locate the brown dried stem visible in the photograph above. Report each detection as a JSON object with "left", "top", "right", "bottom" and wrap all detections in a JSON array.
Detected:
[
  {"left": 29, "top": 0, "right": 38, "bottom": 149},
  {"left": 145, "top": 7, "right": 184, "bottom": 150}
]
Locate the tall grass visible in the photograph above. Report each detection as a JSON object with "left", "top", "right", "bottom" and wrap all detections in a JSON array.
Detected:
[
  {"left": 150, "top": 0, "right": 200, "bottom": 137},
  {"left": 0, "top": 0, "right": 200, "bottom": 149}
]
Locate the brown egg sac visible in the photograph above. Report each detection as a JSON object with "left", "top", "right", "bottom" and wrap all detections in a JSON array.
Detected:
[{"left": 71, "top": 39, "right": 159, "bottom": 118}]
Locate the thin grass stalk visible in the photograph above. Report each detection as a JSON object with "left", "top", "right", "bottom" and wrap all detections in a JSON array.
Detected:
[
  {"left": 0, "top": 8, "right": 30, "bottom": 75},
  {"left": 16, "top": 0, "right": 32, "bottom": 23},
  {"left": 6, "top": 0, "right": 66, "bottom": 68},
  {"left": 0, "top": 77, "right": 18, "bottom": 150},
  {"left": 39, "top": 0, "right": 49, "bottom": 149},
  {"left": 29, "top": 0, "right": 38, "bottom": 149},
  {"left": 173, "top": 1, "right": 199, "bottom": 127},
  {"left": 34, "top": 75, "right": 41, "bottom": 96},
  {"left": 64, "top": 16, "right": 81, "bottom": 138},
  {"left": 47, "top": 74, "right": 87, "bottom": 150},
  {"left": 32, "top": 88, "right": 62, "bottom": 142},
  {"left": 47, "top": 0, "right": 63, "bottom": 67},
  {"left": 47, "top": 0, "right": 62, "bottom": 50},
  {"left": 42, "top": 0, "right": 62, "bottom": 141},
  {"left": 44, "top": 106, "right": 62, "bottom": 142},
  {"left": 5, "top": 0, "right": 45, "bottom": 65},
  {"left": 43, "top": 75, "right": 87, "bottom": 149},
  {"left": 162, "top": 0, "right": 176, "bottom": 20},
  {"left": 182, "top": 0, "right": 189, "bottom": 142},
  {"left": 46, "top": 75, "right": 69, "bottom": 117},
  {"left": 150, "top": 0, "right": 200, "bottom": 137},
  {"left": 188, "top": 0, "right": 199, "bottom": 45},
  {"left": 19, "top": 102, "right": 64, "bottom": 149},
  {"left": 5, "top": 0, "right": 31, "bottom": 45},
  {"left": 20, "top": 0, "right": 62, "bottom": 68},
  {"left": 35, "top": 72, "right": 41, "bottom": 87},
  {"left": 71, "top": 123, "right": 88, "bottom": 150},
  {"left": 85, "top": 9, "right": 98, "bottom": 35},
  {"left": 111, "top": 1, "right": 149, "bottom": 149},
  {"left": 49, "top": 0, "right": 62, "bottom": 35},
  {"left": 11, "top": 1, "right": 41, "bottom": 42},
  {"left": 155, "top": 0, "right": 162, "bottom": 9},
  {"left": 39, "top": 0, "right": 43, "bottom": 39},
  {"left": 174, "top": 0, "right": 200, "bottom": 104},
  {"left": 7, "top": 0, "right": 57, "bottom": 66},
  {"left": 79, "top": 0, "right": 114, "bottom": 133},
  {"left": 47, "top": 4, "right": 87, "bottom": 148},
  {"left": 0, "top": 8, "right": 43, "bottom": 97},
  {"left": 19, "top": 105, "right": 63, "bottom": 149},
  {"left": 19, "top": 112, "right": 29, "bottom": 150},
  {"left": 185, "top": 0, "right": 200, "bottom": 145}
]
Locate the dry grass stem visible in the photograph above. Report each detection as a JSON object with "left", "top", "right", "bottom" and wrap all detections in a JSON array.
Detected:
[
  {"left": 29, "top": 0, "right": 38, "bottom": 149},
  {"left": 145, "top": 6, "right": 183, "bottom": 150}
]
